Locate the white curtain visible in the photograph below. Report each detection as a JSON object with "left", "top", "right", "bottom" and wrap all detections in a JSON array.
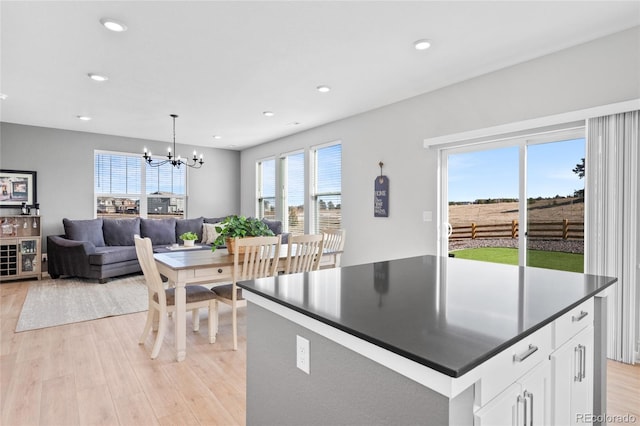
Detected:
[{"left": 585, "top": 110, "right": 639, "bottom": 364}]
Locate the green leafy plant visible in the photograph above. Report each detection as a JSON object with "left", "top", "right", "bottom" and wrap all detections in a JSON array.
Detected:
[
  {"left": 179, "top": 231, "right": 198, "bottom": 241},
  {"left": 211, "top": 215, "right": 274, "bottom": 251}
]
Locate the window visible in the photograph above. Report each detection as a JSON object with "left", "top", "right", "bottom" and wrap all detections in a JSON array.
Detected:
[
  {"left": 145, "top": 162, "right": 186, "bottom": 217},
  {"left": 257, "top": 158, "right": 276, "bottom": 219},
  {"left": 255, "top": 142, "right": 341, "bottom": 234},
  {"left": 312, "top": 142, "right": 342, "bottom": 232},
  {"left": 282, "top": 151, "right": 305, "bottom": 234},
  {"left": 94, "top": 151, "right": 186, "bottom": 219}
]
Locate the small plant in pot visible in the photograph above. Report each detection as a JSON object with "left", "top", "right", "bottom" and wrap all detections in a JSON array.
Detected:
[
  {"left": 211, "top": 215, "right": 274, "bottom": 253},
  {"left": 179, "top": 231, "right": 198, "bottom": 247}
]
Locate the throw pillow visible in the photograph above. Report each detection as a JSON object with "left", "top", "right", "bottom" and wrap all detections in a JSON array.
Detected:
[
  {"left": 175, "top": 217, "right": 204, "bottom": 242},
  {"left": 204, "top": 216, "right": 229, "bottom": 224},
  {"left": 140, "top": 218, "right": 176, "bottom": 245},
  {"left": 261, "top": 218, "right": 282, "bottom": 235},
  {"left": 102, "top": 217, "right": 141, "bottom": 246},
  {"left": 202, "top": 222, "right": 224, "bottom": 245},
  {"left": 63, "top": 218, "right": 105, "bottom": 247}
]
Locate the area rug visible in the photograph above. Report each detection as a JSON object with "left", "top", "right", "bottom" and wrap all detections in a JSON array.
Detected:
[{"left": 15, "top": 275, "right": 149, "bottom": 332}]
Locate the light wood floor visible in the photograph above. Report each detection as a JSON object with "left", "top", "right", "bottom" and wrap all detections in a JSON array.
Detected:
[{"left": 2, "top": 278, "right": 639, "bottom": 426}]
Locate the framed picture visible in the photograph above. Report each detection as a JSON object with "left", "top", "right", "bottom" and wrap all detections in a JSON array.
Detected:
[{"left": 0, "top": 170, "right": 37, "bottom": 208}]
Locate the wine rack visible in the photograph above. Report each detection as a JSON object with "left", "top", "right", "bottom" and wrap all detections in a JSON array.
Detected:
[{"left": 0, "top": 215, "right": 42, "bottom": 282}]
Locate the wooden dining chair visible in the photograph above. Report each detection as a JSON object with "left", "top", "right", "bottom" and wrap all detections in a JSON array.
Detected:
[
  {"left": 284, "top": 233, "right": 324, "bottom": 274},
  {"left": 322, "top": 229, "right": 346, "bottom": 268},
  {"left": 134, "top": 235, "right": 218, "bottom": 359},
  {"left": 212, "top": 235, "right": 282, "bottom": 350}
]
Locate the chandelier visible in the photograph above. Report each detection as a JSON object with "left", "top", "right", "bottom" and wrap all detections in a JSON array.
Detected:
[{"left": 143, "top": 114, "right": 204, "bottom": 168}]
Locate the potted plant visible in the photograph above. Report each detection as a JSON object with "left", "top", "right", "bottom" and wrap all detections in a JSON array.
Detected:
[
  {"left": 211, "top": 215, "right": 275, "bottom": 253},
  {"left": 179, "top": 231, "right": 198, "bottom": 247}
]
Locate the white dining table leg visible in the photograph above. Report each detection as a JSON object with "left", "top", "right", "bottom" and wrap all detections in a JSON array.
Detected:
[{"left": 174, "top": 282, "right": 187, "bottom": 361}]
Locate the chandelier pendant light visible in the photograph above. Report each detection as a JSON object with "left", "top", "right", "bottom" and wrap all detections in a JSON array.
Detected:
[{"left": 143, "top": 114, "right": 204, "bottom": 169}]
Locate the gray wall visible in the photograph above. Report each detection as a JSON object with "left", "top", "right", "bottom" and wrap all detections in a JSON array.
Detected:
[
  {"left": 240, "top": 26, "right": 640, "bottom": 267},
  {"left": 246, "top": 303, "right": 456, "bottom": 425},
  {"left": 0, "top": 123, "right": 241, "bottom": 251}
]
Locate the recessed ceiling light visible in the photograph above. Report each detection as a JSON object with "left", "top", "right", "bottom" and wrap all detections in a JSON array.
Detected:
[
  {"left": 413, "top": 39, "right": 432, "bottom": 51},
  {"left": 213, "top": 135, "right": 222, "bottom": 140},
  {"left": 77, "top": 115, "right": 92, "bottom": 121},
  {"left": 100, "top": 18, "right": 127, "bottom": 32},
  {"left": 316, "top": 85, "right": 331, "bottom": 93},
  {"left": 88, "top": 73, "right": 108, "bottom": 82},
  {"left": 0, "top": 93, "right": 7, "bottom": 101},
  {"left": 263, "top": 111, "right": 275, "bottom": 117}
]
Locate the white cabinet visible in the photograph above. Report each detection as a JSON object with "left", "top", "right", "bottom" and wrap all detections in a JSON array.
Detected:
[
  {"left": 550, "top": 326, "right": 594, "bottom": 426},
  {"left": 475, "top": 360, "right": 551, "bottom": 426},
  {"left": 474, "top": 298, "right": 597, "bottom": 426}
]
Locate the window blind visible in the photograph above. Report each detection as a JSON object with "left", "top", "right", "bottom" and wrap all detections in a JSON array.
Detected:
[
  {"left": 284, "top": 152, "right": 305, "bottom": 234},
  {"left": 314, "top": 143, "right": 342, "bottom": 232}
]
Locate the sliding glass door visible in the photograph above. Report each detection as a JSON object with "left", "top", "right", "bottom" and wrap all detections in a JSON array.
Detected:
[
  {"left": 525, "top": 139, "right": 585, "bottom": 272},
  {"left": 441, "top": 130, "right": 585, "bottom": 272},
  {"left": 446, "top": 145, "right": 520, "bottom": 264}
]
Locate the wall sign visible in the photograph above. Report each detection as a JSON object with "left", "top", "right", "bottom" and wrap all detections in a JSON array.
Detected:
[{"left": 374, "top": 162, "right": 389, "bottom": 217}]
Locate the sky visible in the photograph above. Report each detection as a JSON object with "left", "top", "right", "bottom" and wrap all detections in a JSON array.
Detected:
[{"left": 448, "top": 138, "right": 585, "bottom": 202}]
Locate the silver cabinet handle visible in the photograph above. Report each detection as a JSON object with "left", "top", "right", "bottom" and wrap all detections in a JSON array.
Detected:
[
  {"left": 575, "top": 344, "right": 585, "bottom": 382},
  {"left": 524, "top": 391, "right": 534, "bottom": 426},
  {"left": 574, "top": 345, "right": 581, "bottom": 381},
  {"left": 572, "top": 310, "right": 589, "bottom": 322},
  {"left": 517, "top": 394, "right": 526, "bottom": 426},
  {"left": 513, "top": 344, "right": 538, "bottom": 362},
  {"left": 581, "top": 344, "right": 587, "bottom": 380}
]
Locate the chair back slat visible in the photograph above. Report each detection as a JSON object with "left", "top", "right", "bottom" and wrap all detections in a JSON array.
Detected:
[
  {"left": 134, "top": 235, "right": 166, "bottom": 305},
  {"left": 321, "top": 229, "right": 346, "bottom": 268},
  {"left": 234, "top": 235, "right": 282, "bottom": 282},
  {"left": 322, "top": 229, "right": 345, "bottom": 252},
  {"left": 285, "top": 234, "right": 324, "bottom": 274}
]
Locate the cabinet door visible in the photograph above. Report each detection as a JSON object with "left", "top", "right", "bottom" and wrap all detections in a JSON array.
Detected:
[
  {"left": 520, "top": 359, "right": 552, "bottom": 426},
  {"left": 19, "top": 238, "right": 40, "bottom": 275},
  {"left": 475, "top": 383, "right": 523, "bottom": 426},
  {"left": 475, "top": 361, "right": 551, "bottom": 426},
  {"left": 550, "top": 326, "right": 594, "bottom": 426},
  {"left": 570, "top": 327, "right": 593, "bottom": 424}
]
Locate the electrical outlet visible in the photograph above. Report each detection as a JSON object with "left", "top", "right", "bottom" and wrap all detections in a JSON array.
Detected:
[
  {"left": 296, "top": 335, "right": 310, "bottom": 374},
  {"left": 423, "top": 211, "right": 433, "bottom": 222},
  {"left": 42, "top": 253, "right": 48, "bottom": 263}
]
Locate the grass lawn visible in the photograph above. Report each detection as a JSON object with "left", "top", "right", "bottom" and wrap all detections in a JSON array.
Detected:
[{"left": 451, "top": 247, "right": 584, "bottom": 273}]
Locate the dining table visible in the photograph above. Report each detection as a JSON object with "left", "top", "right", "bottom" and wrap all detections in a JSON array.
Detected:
[{"left": 153, "top": 245, "right": 340, "bottom": 361}]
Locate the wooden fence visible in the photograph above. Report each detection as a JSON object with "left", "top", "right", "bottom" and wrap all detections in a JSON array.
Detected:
[{"left": 450, "top": 219, "right": 584, "bottom": 241}]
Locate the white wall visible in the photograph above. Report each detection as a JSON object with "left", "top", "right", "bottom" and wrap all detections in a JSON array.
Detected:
[
  {"left": 0, "top": 123, "right": 241, "bottom": 250},
  {"left": 240, "top": 27, "right": 640, "bottom": 267}
]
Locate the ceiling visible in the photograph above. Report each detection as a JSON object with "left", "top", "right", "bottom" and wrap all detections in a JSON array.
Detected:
[{"left": 1, "top": 1, "right": 639, "bottom": 151}]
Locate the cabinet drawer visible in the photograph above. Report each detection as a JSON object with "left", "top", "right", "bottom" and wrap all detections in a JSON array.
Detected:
[
  {"left": 553, "top": 298, "right": 593, "bottom": 349},
  {"left": 477, "top": 324, "right": 552, "bottom": 407},
  {"left": 194, "top": 265, "right": 232, "bottom": 280}
]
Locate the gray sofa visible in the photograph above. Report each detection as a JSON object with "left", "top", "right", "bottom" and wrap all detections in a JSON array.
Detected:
[{"left": 47, "top": 215, "right": 284, "bottom": 283}]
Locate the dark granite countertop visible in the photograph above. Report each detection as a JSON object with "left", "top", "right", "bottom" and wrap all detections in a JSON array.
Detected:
[{"left": 238, "top": 255, "right": 617, "bottom": 378}]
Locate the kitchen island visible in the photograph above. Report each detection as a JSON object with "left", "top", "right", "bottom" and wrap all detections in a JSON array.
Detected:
[{"left": 238, "top": 255, "right": 617, "bottom": 425}]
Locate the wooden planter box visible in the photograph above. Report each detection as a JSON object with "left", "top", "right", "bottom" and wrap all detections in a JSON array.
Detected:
[{"left": 225, "top": 237, "right": 255, "bottom": 254}]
